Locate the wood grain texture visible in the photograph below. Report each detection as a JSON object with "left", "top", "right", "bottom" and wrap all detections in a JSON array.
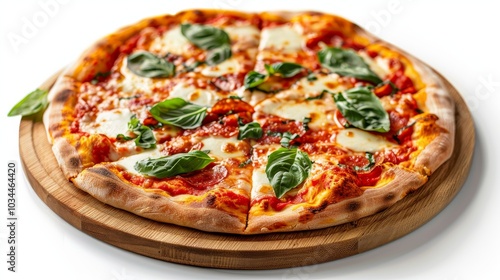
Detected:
[{"left": 19, "top": 70, "right": 474, "bottom": 269}]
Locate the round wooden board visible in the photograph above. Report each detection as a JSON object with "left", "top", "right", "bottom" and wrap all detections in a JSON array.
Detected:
[{"left": 19, "top": 71, "right": 474, "bottom": 270}]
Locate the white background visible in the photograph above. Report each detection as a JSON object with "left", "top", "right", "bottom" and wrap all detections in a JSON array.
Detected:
[{"left": 1, "top": 0, "right": 499, "bottom": 279}]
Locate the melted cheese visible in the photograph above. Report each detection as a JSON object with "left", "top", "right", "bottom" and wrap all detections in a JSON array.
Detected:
[
  {"left": 149, "top": 26, "right": 191, "bottom": 56},
  {"left": 169, "top": 83, "right": 218, "bottom": 107},
  {"left": 292, "top": 74, "right": 346, "bottom": 95},
  {"left": 201, "top": 57, "right": 241, "bottom": 77},
  {"left": 114, "top": 148, "right": 162, "bottom": 175},
  {"left": 336, "top": 128, "right": 396, "bottom": 152},
  {"left": 80, "top": 108, "right": 133, "bottom": 138},
  {"left": 224, "top": 25, "right": 260, "bottom": 43},
  {"left": 259, "top": 25, "right": 303, "bottom": 51},
  {"left": 359, "top": 52, "right": 391, "bottom": 78},
  {"left": 256, "top": 98, "right": 333, "bottom": 130},
  {"left": 201, "top": 136, "right": 245, "bottom": 159},
  {"left": 251, "top": 167, "right": 273, "bottom": 198}
]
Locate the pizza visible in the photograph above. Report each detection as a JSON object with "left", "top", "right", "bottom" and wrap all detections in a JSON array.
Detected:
[{"left": 38, "top": 10, "right": 455, "bottom": 234}]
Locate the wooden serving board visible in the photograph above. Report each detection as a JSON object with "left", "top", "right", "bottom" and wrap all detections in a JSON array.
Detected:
[{"left": 19, "top": 71, "right": 474, "bottom": 270}]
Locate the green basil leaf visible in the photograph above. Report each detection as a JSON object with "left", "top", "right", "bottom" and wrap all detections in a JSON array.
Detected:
[
  {"left": 266, "top": 147, "right": 312, "bottom": 198},
  {"left": 150, "top": 97, "right": 207, "bottom": 129},
  {"left": 267, "top": 62, "right": 305, "bottom": 78},
  {"left": 127, "top": 51, "right": 175, "bottom": 78},
  {"left": 134, "top": 126, "right": 156, "bottom": 149},
  {"left": 354, "top": 152, "right": 375, "bottom": 172},
  {"left": 318, "top": 47, "right": 382, "bottom": 84},
  {"left": 206, "top": 45, "right": 232, "bottom": 66},
  {"left": 134, "top": 150, "right": 214, "bottom": 178},
  {"left": 181, "top": 23, "right": 231, "bottom": 51},
  {"left": 244, "top": 71, "right": 267, "bottom": 89},
  {"left": 280, "top": 132, "right": 299, "bottom": 148},
  {"left": 245, "top": 62, "right": 306, "bottom": 90},
  {"left": 116, "top": 134, "right": 134, "bottom": 141},
  {"left": 238, "top": 121, "right": 263, "bottom": 140},
  {"left": 302, "top": 117, "right": 312, "bottom": 131},
  {"left": 333, "top": 86, "right": 390, "bottom": 132},
  {"left": 117, "top": 115, "right": 156, "bottom": 148},
  {"left": 8, "top": 89, "right": 48, "bottom": 117}
]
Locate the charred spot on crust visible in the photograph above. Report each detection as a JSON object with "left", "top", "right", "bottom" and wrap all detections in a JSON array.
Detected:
[
  {"left": 205, "top": 194, "right": 216, "bottom": 207},
  {"left": 89, "top": 167, "right": 113, "bottom": 177},
  {"left": 149, "top": 194, "right": 161, "bottom": 200},
  {"left": 384, "top": 192, "right": 395, "bottom": 202},
  {"left": 346, "top": 201, "right": 361, "bottom": 212},
  {"left": 68, "top": 157, "right": 80, "bottom": 169},
  {"left": 299, "top": 212, "right": 314, "bottom": 224},
  {"left": 54, "top": 89, "right": 72, "bottom": 103},
  {"left": 309, "top": 201, "right": 328, "bottom": 214}
]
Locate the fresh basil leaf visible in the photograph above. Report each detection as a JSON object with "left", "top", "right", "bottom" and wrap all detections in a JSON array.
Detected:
[
  {"left": 150, "top": 97, "right": 207, "bottom": 129},
  {"left": 134, "top": 126, "right": 156, "bottom": 149},
  {"left": 334, "top": 86, "right": 390, "bottom": 132},
  {"left": 245, "top": 62, "right": 306, "bottom": 90},
  {"left": 8, "top": 89, "right": 48, "bottom": 117},
  {"left": 266, "top": 147, "right": 312, "bottom": 198},
  {"left": 318, "top": 47, "right": 382, "bottom": 84},
  {"left": 205, "top": 45, "right": 232, "bottom": 66},
  {"left": 238, "top": 121, "right": 263, "bottom": 140},
  {"left": 228, "top": 95, "right": 242, "bottom": 100},
  {"left": 134, "top": 150, "right": 214, "bottom": 178},
  {"left": 302, "top": 117, "right": 312, "bottom": 131},
  {"left": 181, "top": 23, "right": 231, "bottom": 50},
  {"left": 280, "top": 132, "right": 299, "bottom": 148},
  {"left": 127, "top": 51, "right": 175, "bottom": 78},
  {"left": 117, "top": 115, "right": 157, "bottom": 148},
  {"left": 116, "top": 134, "right": 134, "bottom": 141},
  {"left": 354, "top": 152, "right": 375, "bottom": 172},
  {"left": 267, "top": 62, "right": 305, "bottom": 78},
  {"left": 244, "top": 71, "right": 267, "bottom": 89}
]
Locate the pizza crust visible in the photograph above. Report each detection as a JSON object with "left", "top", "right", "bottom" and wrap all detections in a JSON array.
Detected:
[
  {"left": 246, "top": 167, "right": 426, "bottom": 234},
  {"left": 73, "top": 165, "right": 247, "bottom": 234}
]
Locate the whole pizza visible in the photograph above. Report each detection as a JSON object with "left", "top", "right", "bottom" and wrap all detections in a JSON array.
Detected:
[{"left": 33, "top": 10, "right": 454, "bottom": 234}]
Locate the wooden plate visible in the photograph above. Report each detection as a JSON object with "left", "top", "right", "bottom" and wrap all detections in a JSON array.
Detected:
[{"left": 19, "top": 70, "right": 474, "bottom": 270}]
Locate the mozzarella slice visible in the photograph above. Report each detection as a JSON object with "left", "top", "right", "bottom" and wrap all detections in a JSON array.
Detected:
[
  {"left": 251, "top": 167, "right": 273, "bottom": 198},
  {"left": 358, "top": 52, "right": 391, "bottom": 78},
  {"left": 292, "top": 74, "right": 346, "bottom": 95},
  {"left": 224, "top": 25, "right": 260, "bottom": 43},
  {"left": 259, "top": 25, "right": 303, "bottom": 51},
  {"left": 80, "top": 108, "right": 133, "bottom": 138},
  {"left": 201, "top": 136, "right": 245, "bottom": 159},
  {"left": 336, "top": 128, "right": 396, "bottom": 152},
  {"left": 256, "top": 98, "right": 333, "bottom": 130},
  {"left": 200, "top": 57, "right": 241, "bottom": 77},
  {"left": 149, "top": 26, "right": 191, "bottom": 56},
  {"left": 114, "top": 148, "right": 162, "bottom": 175},
  {"left": 169, "top": 83, "right": 218, "bottom": 107}
]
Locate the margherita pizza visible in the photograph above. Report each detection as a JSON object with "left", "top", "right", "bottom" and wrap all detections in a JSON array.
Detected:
[{"left": 37, "top": 10, "right": 454, "bottom": 234}]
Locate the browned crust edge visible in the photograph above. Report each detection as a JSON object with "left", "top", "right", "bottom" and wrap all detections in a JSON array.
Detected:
[
  {"left": 245, "top": 167, "right": 427, "bottom": 234},
  {"left": 72, "top": 165, "right": 246, "bottom": 234}
]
